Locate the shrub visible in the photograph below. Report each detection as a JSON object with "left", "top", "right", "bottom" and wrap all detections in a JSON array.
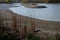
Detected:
[{"left": 23, "top": 32, "right": 40, "bottom": 40}]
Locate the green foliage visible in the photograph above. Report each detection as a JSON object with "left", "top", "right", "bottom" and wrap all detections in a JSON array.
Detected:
[{"left": 23, "top": 33, "right": 40, "bottom": 40}]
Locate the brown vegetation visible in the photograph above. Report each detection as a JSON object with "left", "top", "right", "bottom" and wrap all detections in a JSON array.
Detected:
[
  {"left": 0, "top": 10, "right": 60, "bottom": 38},
  {"left": 0, "top": 10, "right": 60, "bottom": 40},
  {"left": 0, "top": 10, "right": 60, "bottom": 33}
]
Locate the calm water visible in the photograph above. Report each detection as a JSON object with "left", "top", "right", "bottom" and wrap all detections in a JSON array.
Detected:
[
  {"left": 0, "top": 3, "right": 20, "bottom": 10},
  {"left": 9, "top": 3, "right": 60, "bottom": 22}
]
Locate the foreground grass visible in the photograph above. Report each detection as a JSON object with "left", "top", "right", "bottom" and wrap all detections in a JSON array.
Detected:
[{"left": 0, "top": 26, "right": 60, "bottom": 40}]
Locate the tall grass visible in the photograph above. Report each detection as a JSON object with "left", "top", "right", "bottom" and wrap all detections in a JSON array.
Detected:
[
  {"left": 55, "top": 33, "right": 60, "bottom": 40},
  {"left": 0, "top": 26, "right": 22, "bottom": 40},
  {"left": 0, "top": 25, "right": 60, "bottom": 40}
]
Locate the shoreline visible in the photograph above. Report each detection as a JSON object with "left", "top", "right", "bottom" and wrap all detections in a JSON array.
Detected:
[{"left": 0, "top": 10, "right": 60, "bottom": 31}]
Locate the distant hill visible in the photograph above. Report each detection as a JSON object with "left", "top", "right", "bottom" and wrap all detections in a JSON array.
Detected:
[
  {"left": 0, "top": 0, "right": 20, "bottom": 3},
  {"left": 49, "top": 0, "right": 60, "bottom": 3},
  {"left": 21, "top": 0, "right": 60, "bottom": 3},
  {"left": 0, "top": 0, "right": 60, "bottom": 3}
]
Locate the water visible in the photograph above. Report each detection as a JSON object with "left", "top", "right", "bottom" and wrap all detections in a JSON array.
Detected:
[
  {"left": 0, "top": 3, "right": 20, "bottom": 10},
  {"left": 9, "top": 3, "right": 60, "bottom": 22}
]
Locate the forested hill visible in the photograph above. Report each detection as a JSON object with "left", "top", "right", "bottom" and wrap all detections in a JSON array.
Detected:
[
  {"left": 21, "top": 0, "right": 60, "bottom": 3},
  {"left": 0, "top": 0, "right": 60, "bottom": 3}
]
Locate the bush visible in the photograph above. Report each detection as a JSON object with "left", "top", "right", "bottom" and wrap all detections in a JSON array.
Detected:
[{"left": 23, "top": 32, "right": 40, "bottom": 40}]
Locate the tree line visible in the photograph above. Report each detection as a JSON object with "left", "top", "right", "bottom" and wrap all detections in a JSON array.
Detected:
[
  {"left": 21, "top": 0, "right": 60, "bottom": 3},
  {"left": 0, "top": 0, "right": 60, "bottom": 3}
]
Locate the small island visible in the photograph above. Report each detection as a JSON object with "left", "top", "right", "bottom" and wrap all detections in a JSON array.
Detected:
[{"left": 22, "top": 3, "right": 47, "bottom": 8}]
